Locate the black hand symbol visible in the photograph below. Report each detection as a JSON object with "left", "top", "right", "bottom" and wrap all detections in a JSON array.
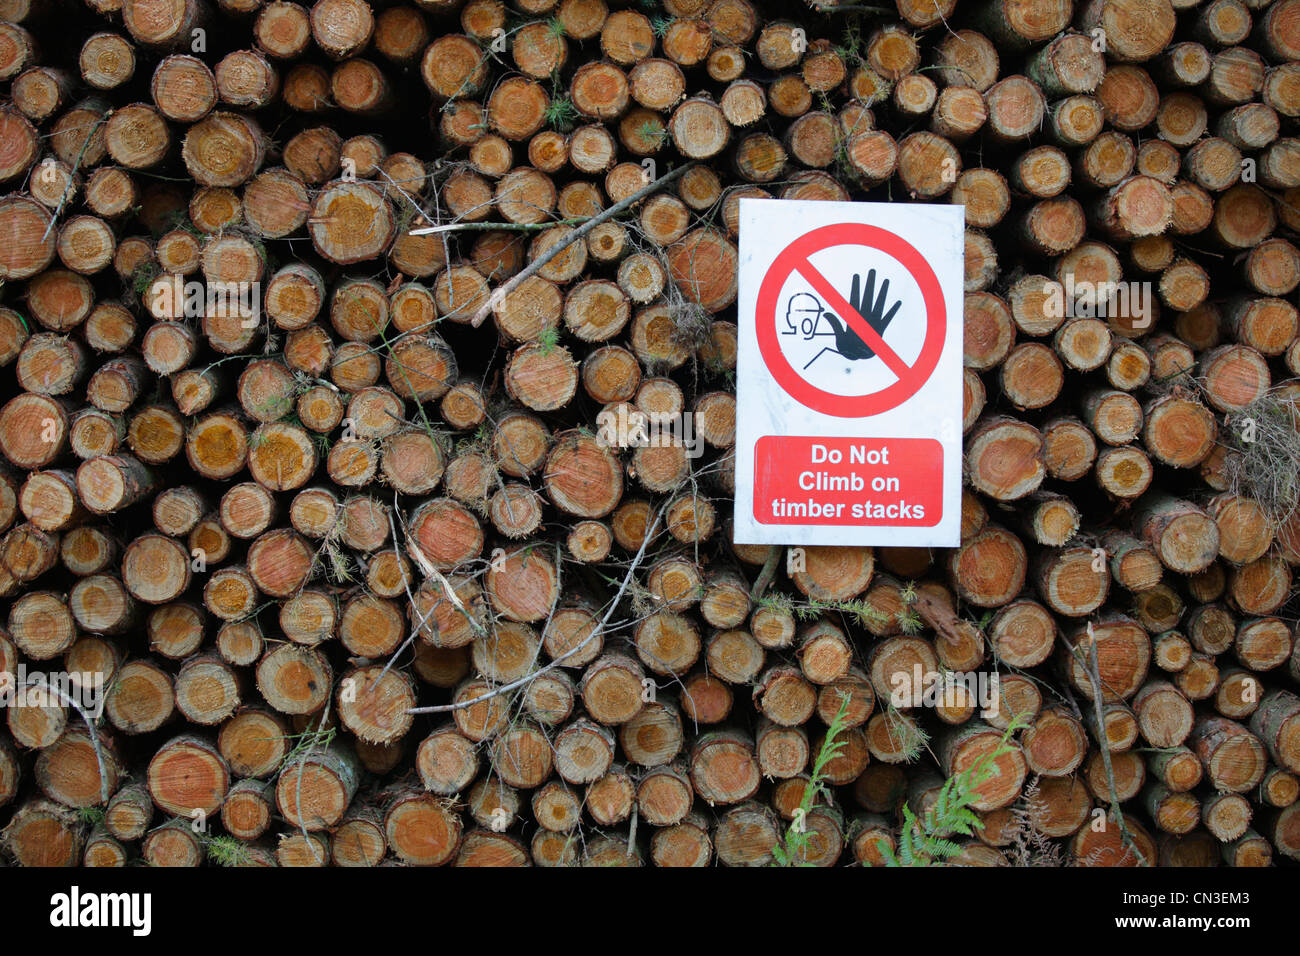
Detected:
[
  {"left": 852, "top": 269, "right": 901, "bottom": 336},
  {"left": 814, "top": 269, "right": 901, "bottom": 366}
]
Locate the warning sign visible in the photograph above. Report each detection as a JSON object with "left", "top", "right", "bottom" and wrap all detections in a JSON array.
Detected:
[{"left": 734, "top": 200, "right": 964, "bottom": 547}]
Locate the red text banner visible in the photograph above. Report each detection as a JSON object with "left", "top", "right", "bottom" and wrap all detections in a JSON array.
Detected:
[{"left": 753, "top": 436, "right": 942, "bottom": 526}]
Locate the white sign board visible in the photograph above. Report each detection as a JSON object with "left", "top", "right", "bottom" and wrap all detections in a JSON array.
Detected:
[{"left": 733, "top": 199, "right": 964, "bottom": 547}]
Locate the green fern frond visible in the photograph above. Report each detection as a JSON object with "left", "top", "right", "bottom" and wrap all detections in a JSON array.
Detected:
[
  {"left": 926, "top": 837, "right": 963, "bottom": 860},
  {"left": 884, "top": 716, "right": 1030, "bottom": 866},
  {"left": 768, "top": 691, "right": 852, "bottom": 867}
]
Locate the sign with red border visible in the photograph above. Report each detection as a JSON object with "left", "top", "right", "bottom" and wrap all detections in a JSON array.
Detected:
[
  {"left": 755, "top": 223, "right": 947, "bottom": 418},
  {"left": 734, "top": 200, "right": 964, "bottom": 548}
]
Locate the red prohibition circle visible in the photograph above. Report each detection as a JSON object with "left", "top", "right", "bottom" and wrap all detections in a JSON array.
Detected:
[{"left": 755, "top": 222, "right": 946, "bottom": 418}]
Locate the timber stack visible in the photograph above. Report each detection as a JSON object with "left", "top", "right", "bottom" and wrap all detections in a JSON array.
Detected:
[{"left": 0, "top": 0, "right": 1298, "bottom": 868}]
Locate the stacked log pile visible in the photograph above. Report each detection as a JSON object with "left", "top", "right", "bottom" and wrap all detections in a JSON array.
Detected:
[{"left": 0, "top": 0, "right": 1297, "bottom": 868}]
